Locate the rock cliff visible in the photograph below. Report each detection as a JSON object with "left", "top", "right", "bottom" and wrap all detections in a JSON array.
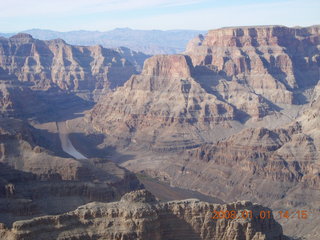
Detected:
[
  {"left": 89, "top": 54, "right": 236, "bottom": 149},
  {"left": 185, "top": 25, "right": 320, "bottom": 104},
  {"left": 0, "top": 33, "right": 136, "bottom": 91},
  {"left": 0, "top": 190, "right": 286, "bottom": 240}
]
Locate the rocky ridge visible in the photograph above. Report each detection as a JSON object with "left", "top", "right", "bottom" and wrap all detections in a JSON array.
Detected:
[
  {"left": 0, "top": 190, "right": 286, "bottom": 240},
  {"left": 0, "top": 33, "right": 139, "bottom": 91}
]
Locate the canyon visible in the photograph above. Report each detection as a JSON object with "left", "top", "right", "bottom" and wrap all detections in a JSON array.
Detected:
[{"left": 0, "top": 25, "right": 319, "bottom": 239}]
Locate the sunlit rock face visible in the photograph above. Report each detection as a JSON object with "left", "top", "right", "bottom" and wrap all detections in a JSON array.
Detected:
[
  {"left": 89, "top": 54, "right": 238, "bottom": 149},
  {"left": 0, "top": 33, "right": 136, "bottom": 91},
  {"left": 186, "top": 25, "right": 320, "bottom": 104}
]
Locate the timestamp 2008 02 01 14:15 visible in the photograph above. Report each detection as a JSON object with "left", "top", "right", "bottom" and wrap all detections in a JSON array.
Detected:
[{"left": 212, "top": 210, "right": 309, "bottom": 220}]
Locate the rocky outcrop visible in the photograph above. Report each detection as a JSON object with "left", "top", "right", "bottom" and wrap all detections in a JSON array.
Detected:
[
  {"left": 0, "top": 190, "right": 286, "bottom": 240},
  {"left": 89, "top": 54, "right": 236, "bottom": 149},
  {"left": 0, "top": 33, "right": 136, "bottom": 91},
  {"left": 186, "top": 25, "right": 320, "bottom": 104},
  {"left": 142, "top": 54, "right": 194, "bottom": 78}
]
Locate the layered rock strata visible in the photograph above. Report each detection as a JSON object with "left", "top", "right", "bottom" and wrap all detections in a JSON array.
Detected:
[
  {"left": 0, "top": 190, "right": 286, "bottom": 240},
  {"left": 89, "top": 26, "right": 320, "bottom": 150},
  {"left": 131, "top": 89, "right": 320, "bottom": 238},
  {"left": 185, "top": 25, "right": 320, "bottom": 104},
  {"left": 89, "top": 54, "right": 236, "bottom": 149},
  {"left": 0, "top": 33, "right": 136, "bottom": 91}
]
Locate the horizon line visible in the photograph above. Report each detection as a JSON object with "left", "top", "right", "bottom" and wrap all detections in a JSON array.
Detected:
[{"left": 1, "top": 23, "right": 319, "bottom": 34}]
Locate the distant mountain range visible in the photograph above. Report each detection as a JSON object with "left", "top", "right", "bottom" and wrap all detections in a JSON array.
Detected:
[{"left": 0, "top": 28, "right": 206, "bottom": 55}]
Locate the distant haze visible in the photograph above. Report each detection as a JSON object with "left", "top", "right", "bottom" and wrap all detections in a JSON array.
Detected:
[{"left": 0, "top": 28, "right": 206, "bottom": 55}]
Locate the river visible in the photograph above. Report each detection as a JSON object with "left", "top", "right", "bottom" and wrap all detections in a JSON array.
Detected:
[{"left": 56, "top": 121, "right": 87, "bottom": 160}]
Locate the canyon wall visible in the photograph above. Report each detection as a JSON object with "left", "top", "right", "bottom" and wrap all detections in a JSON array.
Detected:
[{"left": 0, "top": 33, "right": 139, "bottom": 91}]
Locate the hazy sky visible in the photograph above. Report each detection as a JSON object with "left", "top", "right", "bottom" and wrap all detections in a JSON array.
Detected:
[{"left": 0, "top": 0, "right": 319, "bottom": 32}]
